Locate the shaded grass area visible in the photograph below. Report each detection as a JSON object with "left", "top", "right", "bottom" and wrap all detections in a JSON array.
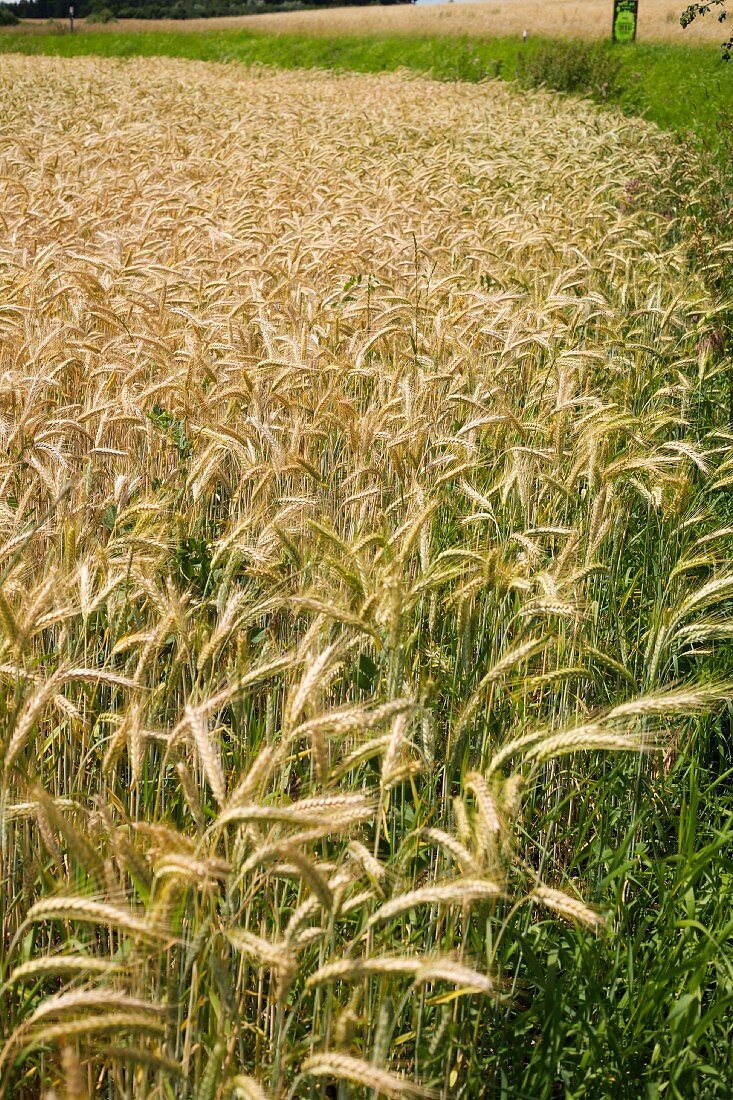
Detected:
[{"left": 1, "top": 26, "right": 732, "bottom": 140}]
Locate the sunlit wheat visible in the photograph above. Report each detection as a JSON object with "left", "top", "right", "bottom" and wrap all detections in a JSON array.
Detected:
[{"left": 0, "top": 56, "right": 730, "bottom": 1098}]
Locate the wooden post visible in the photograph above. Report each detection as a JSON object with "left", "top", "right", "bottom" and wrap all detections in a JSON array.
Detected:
[{"left": 612, "top": 0, "right": 638, "bottom": 42}]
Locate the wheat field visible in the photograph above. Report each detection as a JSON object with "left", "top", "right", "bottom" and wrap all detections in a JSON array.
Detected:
[
  {"left": 98, "top": 1, "right": 729, "bottom": 44},
  {"left": 0, "top": 54, "right": 731, "bottom": 1098}
]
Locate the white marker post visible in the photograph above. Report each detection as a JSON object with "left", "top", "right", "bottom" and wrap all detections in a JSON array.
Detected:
[{"left": 69, "top": 4, "right": 74, "bottom": 31}]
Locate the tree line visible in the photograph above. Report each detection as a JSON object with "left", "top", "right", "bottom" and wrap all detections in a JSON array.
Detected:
[{"left": 4, "top": 0, "right": 413, "bottom": 22}]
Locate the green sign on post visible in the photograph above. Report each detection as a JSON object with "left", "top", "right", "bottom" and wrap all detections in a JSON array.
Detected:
[{"left": 612, "top": 0, "right": 638, "bottom": 42}]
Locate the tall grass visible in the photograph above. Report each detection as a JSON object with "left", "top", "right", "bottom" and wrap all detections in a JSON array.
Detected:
[{"left": 0, "top": 55, "right": 731, "bottom": 1098}]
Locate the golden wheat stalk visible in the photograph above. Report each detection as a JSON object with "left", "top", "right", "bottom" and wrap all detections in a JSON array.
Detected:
[
  {"left": 530, "top": 886, "right": 606, "bottom": 931},
  {"left": 300, "top": 1052, "right": 434, "bottom": 1099},
  {"left": 24, "top": 898, "right": 169, "bottom": 942},
  {"left": 368, "top": 879, "right": 503, "bottom": 928},
  {"left": 307, "top": 954, "right": 494, "bottom": 994}
]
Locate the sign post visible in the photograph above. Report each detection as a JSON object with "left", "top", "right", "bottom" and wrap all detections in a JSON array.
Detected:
[
  {"left": 612, "top": 0, "right": 638, "bottom": 42},
  {"left": 69, "top": 4, "right": 74, "bottom": 31}
]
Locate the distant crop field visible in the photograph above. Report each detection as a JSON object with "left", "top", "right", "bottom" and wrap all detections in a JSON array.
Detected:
[
  {"left": 0, "top": 52, "right": 732, "bottom": 1100},
  {"left": 43, "top": 0, "right": 729, "bottom": 44}
]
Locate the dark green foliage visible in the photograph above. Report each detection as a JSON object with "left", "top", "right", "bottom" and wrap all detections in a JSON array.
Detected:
[
  {"left": 11, "top": 0, "right": 413, "bottom": 22},
  {"left": 85, "top": 5, "right": 116, "bottom": 20},
  {"left": 0, "top": 4, "right": 19, "bottom": 23},
  {"left": 175, "top": 535, "right": 218, "bottom": 595},
  {"left": 147, "top": 403, "right": 192, "bottom": 462},
  {"left": 477, "top": 731, "right": 733, "bottom": 1098},
  {"left": 517, "top": 39, "right": 625, "bottom": 101},
  {"left": 681, "top": 0, "right": 731, "bottom": 59}
]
